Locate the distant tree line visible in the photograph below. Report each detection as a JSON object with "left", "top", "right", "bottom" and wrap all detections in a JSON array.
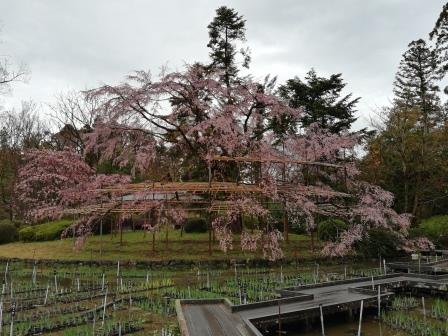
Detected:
[
  {"left": 1, "top": 3, "right": 448, "bottom": 256},
  {"left": 362, "top": 4, "right": 448, "bottom": 221}
]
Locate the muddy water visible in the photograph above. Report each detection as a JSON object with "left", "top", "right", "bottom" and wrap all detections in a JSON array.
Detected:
[
  {"left": 263, "top": 310, "right": 408, "bottom": 336},
  {"left": 283, "top": 316, "right": 407, "bottom": 336}
]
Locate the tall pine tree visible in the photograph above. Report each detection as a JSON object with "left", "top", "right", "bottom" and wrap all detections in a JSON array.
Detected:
[
  {"left": 207, "top": 6, "right": 250, "bottom": 87},
  {"left": 278, "top": 69, "right": 359, "bottom": 134},
  {"left": 393, "top": 38, "right": 442, "bottom": 217},
  {"left": 430, "top": 2, "right": 448, "bottom": 76},
  {"left": 393, "top": 39, "right": 441, "bottom": 132}
]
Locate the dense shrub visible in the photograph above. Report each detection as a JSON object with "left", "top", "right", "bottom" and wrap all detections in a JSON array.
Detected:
[
  {"left": 0, "top": 220, "right": 18, "bottom": 244},
  {"left": 356, "top": 229, "right": 400, "bottom": 258},
  {"left": 19, "top": 219, "right": 73, "bottom": 242},
  {"left": 184, "top": 218, "right": 207, "bottom": 233},
  {"left": 0, "top": 218, "right": 24, "bottom": 228},
  {"left": 418, "top": 215, "right": 448, "bottom": 247},
  {"left": 318, "top": 218, "right": 347, "bottom": 241}
]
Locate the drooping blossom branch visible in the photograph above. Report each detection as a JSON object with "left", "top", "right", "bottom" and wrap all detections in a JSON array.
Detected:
[{"left": 15, "top": 61, "right": 424, "bottom": 260}]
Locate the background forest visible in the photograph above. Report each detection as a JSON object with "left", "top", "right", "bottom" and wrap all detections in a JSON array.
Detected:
[{"left": 1, "top": 3, "right": 448, "bottom": 259}]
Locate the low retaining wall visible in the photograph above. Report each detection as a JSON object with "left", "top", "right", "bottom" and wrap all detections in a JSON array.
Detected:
[
  {"left": 281, "top": 273, "right": 401, "bottom": 292},
  {"left": 229, "top": 294, "right": 314, "bottom": 313},
  {"left": 175, "top": 300, "right": 189, "bottom": 336},
  {"left": 177, "top": 294, "right": 314, "bottom": 313}
]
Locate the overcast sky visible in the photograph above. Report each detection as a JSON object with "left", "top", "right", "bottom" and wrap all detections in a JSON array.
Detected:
[{"left": 0, "top": 0, "right": 445, "bottom": 130}]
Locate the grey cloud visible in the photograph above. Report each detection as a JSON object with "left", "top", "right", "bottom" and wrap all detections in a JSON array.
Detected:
[{"left": 0, "top": 0, "right": 445, "bottom": 129}]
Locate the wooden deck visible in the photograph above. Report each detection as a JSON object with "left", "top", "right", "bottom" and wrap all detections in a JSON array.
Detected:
[{"left": 177, "top": 272, "right": 448, "bottom": 336}]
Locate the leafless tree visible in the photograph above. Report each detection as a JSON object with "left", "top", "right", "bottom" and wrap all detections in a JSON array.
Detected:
[
  {"left": 49, "top": 90, "right": 101, "bottom": 153},
  {"left": 0, "top": 58, "right": 28, "bottom": 91},
  {"left": 0, "top": 27, "right": 29, "bottom": 94},
  {"left": 0, "top": 102, "right": 49, "bottom": 220}
]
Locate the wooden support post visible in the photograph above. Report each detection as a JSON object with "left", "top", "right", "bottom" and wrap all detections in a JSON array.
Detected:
[
  {"left": 357, "top": 300, "right": 364, "bottom": 336},
  {"left": 236, "top": 162, "right": 240, "bottom": 185},
  {"left": 100, "top": 216, "right": 103, "bottom": 257},
  {"left": 208, "top": 216, "right": 212, "bottom": 256},
  {"left": 208, "top": 164, "right": 212, "bottom": 187},
  {"left": 311, "top": 231, "right": 315, "bottom": 252},
  {"left": 9, "top": 303, "right": 14, "bottom": 336},
  {"left": 152, "top": 231, "right": 155, "bottom": 252},
  {"left": 377, "top": 285, "right": 381, "bottom": 317},
  {"left": 120, "top": 220, "right": 123, "bottom": 246},
  {"left": 102, "top": 288, "right": 108, "bottom": 326},
  {"left": 208, "top": 164, "right": 212, "bottom": 256},
  {"left": 283, "top": 203, "right": 289, "bottom": 244},
  {"left": 319, "top": 304, "right": 325, "bottom": 336},
  {"left": 422, "top": 297, "right": 426, "bottom": 321},
  {"left": 277, "top": 300, "right": 282, "bottom": 336},
  {"left": 120, "top": 196, "right": 124, "bottom": 246},
  {"left": 0, "top": 300, "right": 3, "bottom": 336}
]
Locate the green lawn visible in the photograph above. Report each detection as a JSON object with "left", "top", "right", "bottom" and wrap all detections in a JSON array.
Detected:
[{"left": 0, "top": 230, "right": 318, "bottom": 262}]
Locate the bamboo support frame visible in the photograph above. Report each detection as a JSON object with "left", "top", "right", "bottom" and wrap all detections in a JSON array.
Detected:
[{"left": 64, "top": 153, "right": 350, "bottom": 256}]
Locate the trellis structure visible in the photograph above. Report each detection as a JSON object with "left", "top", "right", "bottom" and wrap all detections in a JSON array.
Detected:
[{"left": 69, "top": 156, "right": 349, "bottom": 255}]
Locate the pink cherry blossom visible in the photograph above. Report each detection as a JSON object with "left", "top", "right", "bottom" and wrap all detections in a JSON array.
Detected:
[{"left": 15, "top": 63, "right": 421, "bottom": 260}]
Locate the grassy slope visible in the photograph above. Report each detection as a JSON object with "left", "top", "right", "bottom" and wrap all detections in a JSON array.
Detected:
[{"left": 0, "top": 230, "right": 317, "bottom": 262}]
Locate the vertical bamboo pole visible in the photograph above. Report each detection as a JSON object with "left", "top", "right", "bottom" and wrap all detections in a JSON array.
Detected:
[
  {"left": 120, "top": 195, "right": 123, "bottom": 246},
  {"left": 208, "top": 164, "right": 212, "bottom": 256},
  {"left": 319, "top": 304, "right": 325, "bottom": 336},
  {"left": 3, "top": 262, "right": 8, "bottom": 285},
  {"left": 277, "top": 300, "right": 282, "bottom": 336},
  {"left": 377, "top": 285, "right": 381, "bottom": 317},
  {"left": 100, "top": 201, "right": 103, "bottom": 258},
  {"left": 0, "top": 298, "right": 3, "bottom": 336},
  {"left": 8, "top": 303, "right": 14, "bottom": 336},
  {"left": 208, "top": 214, "right": 212, "bottom": 256},
  {"left": 357, "top": 300, "right": 364, "bottom": 336},
  {"left": 44, "top": 284, "right": 49, "bottom": 305},
  {"left": 283, "top": 202, "right": 289, "bottom": 244},
  {"left": 102, "top": 289, "right": 108, "bottom": 325},
  {"left": 422, "top": 297, "right": 426, "bottom": 322},
  {"left": 54, "top": 270, "right": 58, "bottom": 293}
]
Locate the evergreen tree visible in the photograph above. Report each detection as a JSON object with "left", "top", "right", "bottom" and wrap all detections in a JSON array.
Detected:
[
  {"left": 207, "top": 6, "right": 250, "bottom": 86},
  {"left": 392, "top": 39, "right": 443, "bottom": 217},
  {"left": 278, "top": 69, "right": 359, "bottom": 133},
  {"left": 430, "top": 2, "right": 448, "bottom": 76},
  {"left": 393, "top": 39, "right": 441, "bottom": 130}
]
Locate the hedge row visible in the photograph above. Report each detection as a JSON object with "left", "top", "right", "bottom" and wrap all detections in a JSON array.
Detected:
[
  {"left": 19, "top": 219, "right": 73, "bottom": 242},
  {"left": 414, "top": 215, "right": 448, "bottom": 247},
  {"left": 0, "top": 220, "right": 18, "bottom": 244}
]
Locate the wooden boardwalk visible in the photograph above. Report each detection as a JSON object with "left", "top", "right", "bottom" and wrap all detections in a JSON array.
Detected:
[{"left": 176, "top": 273, "right": 448, "bottom": 336}]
